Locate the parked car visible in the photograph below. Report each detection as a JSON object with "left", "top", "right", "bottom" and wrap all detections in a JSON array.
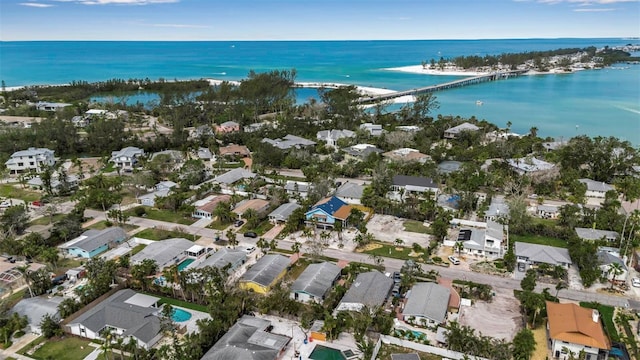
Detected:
[
  {"left": 518, "top": 262, "right": 526, "bottom": 272},
  {"left": 632, "top": 278, "right": 640, "bottom": 288},
  {"left": 234, "top": 220, "right": 245, "bottom": 227},
  {"left": 244, "top": 246, "right": 256, "bottom": 254},
  {"left": 448, "top": 256, "right": 460, "bottom": 265},
  {"left": 244, "top": 231, "right": 258, "bottom": 238},
  {"left": 0, "top": 201, "right": 11, "bottom": 208},
  {"left": 391, "top": 283, "right": 401, "bottom": 298},
  {"left": 392, "top": 272, "right": 402, "bottom": 283}
]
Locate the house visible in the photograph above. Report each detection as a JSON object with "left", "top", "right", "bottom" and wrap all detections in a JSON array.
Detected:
[
  {"left": 12, "top": 296, "right": 63, "bottom": 334},
  {"left": 190, "top": 125, "right": 214, "bottom": 139},
  {"left": 214, "top": 120, "right": 240, "bottom": 134},
  {"left": 197, "top": 147, "right": 213, "bottom": 161},
  {"left": 335, "top": 271, "right": 393, "bottom": 312},
  {"left": 262, "top": 134, "right": 316, "bottom": 150},
  {"left": 85, "top": 109, "right": 109, "bottom": 117},
  {"left": 233, "top": 199, "right": 270, "bottom": 219},
  {"left": 27, "top": 174, "right": 79, "bottom": 193},
  {"left": 389, "top": 175, "right": 439, "bottom": 201},
  {"left": 268, "top": 202, "right": 302, "bottom": 224},
  {"left": 316, "top": 129, "right": 356, "bottom": 148},
  {"left": 305, "top": 196, "right": 353, "bottom": 229},
  {"left": 137, "top": 181, "right": 178, "bottom": 207},
  {"left": 239, "top": 254, "right": 290, "bottom": 294},
  {"left": 5, "top": 147, "right": 55, "bottom": 174},
  {"left": 383, "top": 148, "right": 431, "bottom": 164},
  {"left": 213, "top": 167, "right": 256, "bottom": 186},
  {"left": 484, "top": 197, "right": 509, "bottom": 222},
  {"left": 67, "top": 289, "right": 163, "bottom": 350},
  {"left": 219, "top": 144, "right": 251, "bottom": 158},
  {"left": 360, "top": 122, "right": 383, "bottom": 136},
  {"left": 396, "top": 125, "right": 421, "bottom": 132},
  {"left": 343, "top": 143, "right": 383, "bottom": 159},
  {"left": 444, "top": 122, "right": 480, "bottom": 139},
  {"left": 507, "top": 157, "right": 555, "bottom": 175},
  {"left": 546, "top": 301, "right": 611, "bottom": 360},
  {"left": 110, "top": 147, "right": 144, "bottom": 172},
  {"left": 192, "top": 194, "right": 231, "bottom": 219},
  {"left": 290, "top": 262, "right": 341, "bottom": 303},
  {"left": 193, "top": 248, "right": 246, "bottom": 273},
  {"left": 575, "top": 228, "right": 619, "bottom": 242},
  {"left": 200, "top": 315, "right": 291, "bottom": 360},
  {"left": 537, "top": 204, "right": 560, "bottom": 219},
  {"left": 130, "top": 238, "right": 195, "bottom": 271},
  {"left": 71, "top": 115, "right": 91, "bottom": 128},
  {"left": 35, "top": 101, "right": 71, "bottom": 111},
  {"left": 335, "top": 182, "right": 365, "bottom": 205},
  {"left": 244, "top": 122, "right": 268, "bottom": 133},
  {"left": 542, "top": 141, "right": 567, "bottom": 152},
  {"left": 579, "top": 179, "right": 615, "bottom": 198},
  {"left": 458, "top": 221, "right": 506, "bottom": 259},
  {"left": 284, "top": 181, "right": 312, "bottom": 199},
  {"left": 59, "top": 227, "right": 127, "bottom": 259},
  {"left": 515, "top": 242, "right": 572, "bottom": 268},
  {"left": 597, "top": 247, "right": 628, "bottom": 282},
  {"left": 402, "top": 282, "right": 451, "bottom": 326},
  {"left": 437, "top": 160, "right": 464, "bottom": 174}
]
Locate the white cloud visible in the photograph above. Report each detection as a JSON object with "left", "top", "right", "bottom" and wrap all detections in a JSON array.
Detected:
[
  {"left": 19, "top": 2, "right": 55, "bottom": 7},
  {"left": 573, "top": 7, "right": 617, "bottom": 10},
  {"left": 54, "top": 0, "right": 179, "bottom": 5}
]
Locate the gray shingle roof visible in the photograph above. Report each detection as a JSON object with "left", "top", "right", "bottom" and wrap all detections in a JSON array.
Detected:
[
  {"left": 578, "top": 179, "right": 614, "bottom": 193},
  {"left": 241, "top": 254, "right": 289, "bottom": 287},
  {"left": 201, "top": 315, "right": 290, "bottom": 360},
  {"left": 335, "top": 182, "right": 365, "bottom": 199},
  {"left": 130, "top": 238, "right": 193, "bottom": 270},
  {"left": 317, "top": 129, "right": 356, "bottom": 141},
  {"left": 268, "top": 202, "right": 302, "bottom": 222},
  {"left": 403, "top": 282, "right": 450, "bottom": 324},
  {"left": 514, "top": 242, "right": 572, "bottom": 266},
  {"left": 262, "top": 134, "right": 316, "bottom": 150},
  {"left": 291, "top": 262, "right": 341, "bottom": 299},
  {"left": 195, "top": 248, "right": 246, "bottom": 271},
  {"left": 337, "top": 271, "right": 393, "bottom": 310},
  {"left": 110, "top": 146, "right": 144, "bottom": 160},
  {"left": 392, "top": 175, "right": 437, "bottom": 189},
  {"left": 11, "top": 296, "right": 63, "bottom": 331},
  {"left": 575, "top": 228, "right": 619, "bottom": 241},
  {"left": 68, "top": 289, "right": 161, "bottom": 345},
  {"left": 445, "top": 122, "right": 480, "bottom": 134},
  {"left": 63, "top": 227, "right": 127, "bottom": 253},
  {"left": 597, "top": 250, "right": 627, "bottom": 270},
  {"left": 214, "top": 168, "right": 256, "bottom": 185}
]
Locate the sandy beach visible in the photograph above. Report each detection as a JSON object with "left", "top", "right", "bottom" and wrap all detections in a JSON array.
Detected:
[
  {"left": 385, "top": 65, "right": 488, "bottom": 76},
  {"left": 296, "top": 82, "right": 415, "bottom": 105}
]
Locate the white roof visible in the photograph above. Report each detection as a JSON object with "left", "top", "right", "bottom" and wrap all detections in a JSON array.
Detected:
[
  {"left": 124, "top": 293, "right": 160, "bottom": 308},
  {"left": 186, "top": 244, "right": 204, "bottom": 253}
]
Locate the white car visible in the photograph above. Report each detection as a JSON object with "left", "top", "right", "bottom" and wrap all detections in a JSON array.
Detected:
[
  {"left": 632, "top": 278, "right": 640, "bottom": 288},
  {"left": 448, "top": 256, "right": 461, "bottom": 265},
  {"left": 0, "top": 201, "right": 11, "bottom": 208}
]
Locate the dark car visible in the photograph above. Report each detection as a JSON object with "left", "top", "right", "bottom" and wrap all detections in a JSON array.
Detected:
[
  {"left": 392, "top": 272, "right": 402, "bottom": 283},
  {"left": 234, "top": 220, "right": 245, "bottom": 227},
  {"left": 244, "top": 231, "right": 258, "bottom": 238}
]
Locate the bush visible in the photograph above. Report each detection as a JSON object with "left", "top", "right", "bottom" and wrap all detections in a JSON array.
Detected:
[
  {"left": 432, "top": 256, "right": 442, "bottom": 263},
  {"left": 104, "top": 220, "right": 113, "bottom": 227},
  {"left": 13, "top": 330, "right": 25, "bottom": 338},
  {"left": 134, "top": 207, "right": 146, "bottom": 216}
]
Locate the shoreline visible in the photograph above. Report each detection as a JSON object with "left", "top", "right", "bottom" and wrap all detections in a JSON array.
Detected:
[{"left": 384, "top": 64, "right": 591, "bottom": 76}]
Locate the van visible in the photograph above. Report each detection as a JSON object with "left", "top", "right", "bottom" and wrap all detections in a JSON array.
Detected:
[{"left": 448, "top": 256, "right": 460, "bottom": 265}]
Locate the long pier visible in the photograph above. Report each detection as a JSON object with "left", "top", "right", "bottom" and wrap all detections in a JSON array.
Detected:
[{"left": 357, "top": 69, "right": 529, "bottom": 104}]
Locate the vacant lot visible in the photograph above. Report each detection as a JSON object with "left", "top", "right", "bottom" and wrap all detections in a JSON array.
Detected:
[
  {"left": 366, "top": 215, "right": 432, "bottom": 247},
  {"left": 458, "top": 288, "right": 522, "bottom": 341},
  {"left": 21, "top": 336, "right": 94, "bottom": 360},
  {"left": 511, "top": 234, "right": 567, "bottom": 248}
]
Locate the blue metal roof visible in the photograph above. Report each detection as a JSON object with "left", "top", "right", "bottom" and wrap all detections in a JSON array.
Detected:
[{"left": 313, "top": 196, "right": 347, "bottom": 215}]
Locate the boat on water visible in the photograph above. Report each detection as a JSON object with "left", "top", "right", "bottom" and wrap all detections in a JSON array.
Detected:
[{"left": 476, "top": 100, "right": 483, "bottom": 106}]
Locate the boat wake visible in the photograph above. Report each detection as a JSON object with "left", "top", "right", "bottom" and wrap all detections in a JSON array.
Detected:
[{"left": 615, "top": 105, "right": 640, "bottom": 115}]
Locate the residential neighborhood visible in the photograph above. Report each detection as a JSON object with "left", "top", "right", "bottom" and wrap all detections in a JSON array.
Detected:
[{"left": 0, "top": 75, "right": 638, "bottom": 360}]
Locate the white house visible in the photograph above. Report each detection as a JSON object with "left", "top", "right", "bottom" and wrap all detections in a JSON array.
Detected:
[
  {"left": 507, "top": 157, "right": 555, "bottom": 175},
  {"left": 458, "top": 221, "right": 506, "bottom": 259},
  {"left": 402, "top": 282, "right": 451, "bottom": 327},
  {"left": 546, "top": 301, "right": 611, "bottom": 360},
  {"left": 597, "top": 247, "right": 628, "bottom": 282},
  {"left": 316, "top": 129, "right": 355, "bottom": 148},
  {"left": 137, "top": 181, "right": 178, "bottom": 207},
  {"left": 110, "top": 147, "right": 144, "bottom": 172},
  {"left": 537, "top": 204, "right": 560, "bottom": 219},
  {"left": 575, "top": 228, "right": 619, "bottom": 242},
  {"left": 335, "top": 182, "right": 365, "bottom": 205},
  {"left": 5, "top": 147, "right": 55, "bottom": 174},
  {"left": 389, "top": 175, "right": 439, "bottom": 201},
  {"left": 360, "top": 123, "right": 383, "bottom": 136},
  {"left": 579, "top": 179, "right": 615, "bottom": 198},
  {"left": 444, "top": 122, "right": 480, "bottom": 139},
  {"left": 515, "top": 242, "right": 572, "bottom": 268},
  {"left": 290, "top": 262, "right": 341, "bottom": 303}
]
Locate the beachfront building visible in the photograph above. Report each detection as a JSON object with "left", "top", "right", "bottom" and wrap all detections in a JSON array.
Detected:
[
  {"left": 458, "top": 221, "right": 507, "bottom": 259},
  {"left": 360, "top": 123, "right": 383, "bottom": 136},
  {"left": 389, "top": 175, "right": 439, "bottom": 201},
  {"left": 67, "top": 289, "right": 163, "bottom": 350},
  {"left": 5, "top": 147, "right": 55, "bottom": 174},
  {"left": 444, "top": 122, "right": 480, "bottom": 139},
  {"left": 546, "top": 301, "right": 611, "bottom": 360},
  {"left": 214, "top": 120, "right": 240, "bottom": 134},
  {"left": 130, "top": 238, "right": 195, "bottom": 271},
  {"left": 383, "top": 148, "right": 431, "bottom": 164},
  {"left": 268, "top": 202, "right": 302, "bottom": 224},
  {"left": 192, "top": 194, "right": 232, "bottom": 220},
  {"left": 239, "top": 254, "right": 290, "bottom": 294},
  {"left": 335, "top": 271, "right": 393, "bottom": 312},
  {"left": 316, "top": 129, "right": 356, "bottom": 148},
  {"left": 515, "top": 242, "right": 572, "bottom": 269},
  {"left": 35, "top": 101, "right": 71, "bottom": 112},
  {"left": 200, "top": 315, "right": 291, "bottom": 360},
  {"left": 402, "top": 282, "right": 451, "bottom": 327},
  {"left": 305, "top": 196, "right": 353, "bottom": 229},
  {"left": 575, "top": 228, "right": 619, "bottom": 242},
  {"left": 290, "top": 262, "right": 341, "bottom": 303},
  {"left": 59, "top": 227, "right": 127, "bottom": 259},
  {"left": 110, "top": 147, "right": 145, "bottom": 172},
  {"left": 578, "top": 179, "right": 615, "bottom": 198},
  {"left": 262, "top": 134, "right": 316, "bottom": 151},
  {"left": 335, "top": 182, "right": 365, "bottom": 205}
]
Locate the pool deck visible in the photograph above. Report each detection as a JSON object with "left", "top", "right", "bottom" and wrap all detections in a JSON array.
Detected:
[
  {"left": 172, "top": 305, "right": 210, "bottom": 334},
  {"left": 257, "top": 314, "right": 361, "bottom": 360}
]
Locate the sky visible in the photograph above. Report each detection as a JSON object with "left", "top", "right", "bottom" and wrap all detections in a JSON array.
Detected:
[{"left": 1, "top": 0, "right": 639, "bottom": 41}]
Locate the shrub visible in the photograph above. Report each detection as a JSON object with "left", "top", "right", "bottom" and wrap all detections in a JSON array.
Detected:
[
  {"left": 13, "top": 330, "right": 25, "bottom": 338},
  {"left": 432, "top": 256, "right": 442, "bottom": 263},
  {"left": 134, "top": 207, "right": 146, "bottom": 216}
]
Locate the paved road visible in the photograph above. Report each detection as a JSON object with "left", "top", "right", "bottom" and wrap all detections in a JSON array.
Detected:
[{"left": 85, "top": 208, "right": 638, "bottom": 309}]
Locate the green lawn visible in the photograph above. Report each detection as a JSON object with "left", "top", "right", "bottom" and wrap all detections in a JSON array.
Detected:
[
  {"left": 153, "top": 294, "right": 208, "bottom": 312},
  {"left": 363, "top": 242, "right": 415, "bottom": 261},
  {"left": 1, "top": 289, "right": 26, "bottom": 310},
  {"left": 579, "top": 302, "right": 619, "bottom": 342},
  {"left": 101, "top": 163, "right": 116, "bottom": 173},
  {"left": 87, "top": 220, "right": 138, "bottom": 232},
  {"left": 511, "top": 234, "right": 567, "bottom": 248},
  {"left": 208, "top": 220, "right": 232, "bottom": 230},
  {"left": 124, "top": 207, "right": 196, "bottom": 225},
  {"left": 130, "top": 244, "right": 146, "bottom": 256},
  {"left": 29, "top": 214, "right": 66, "bottom": 226},
  {"left": 240, "top": 220, "right": 274, "bottom": 235},
  {"left": 23, "top": 337, "right": 94, "bottom": 360},
  {"left": 0, "top": 184, "right": 41, "bottom": 202},
  {"left": 135, "top": 228, "right": 193, "bottom": 241},
  {"left": 403, "top": 220, "right": 431, "bottom": 234}
]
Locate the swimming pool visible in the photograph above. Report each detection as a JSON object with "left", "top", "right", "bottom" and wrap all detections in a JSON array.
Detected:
[
  {"left": 171, "top": 308, "right": 192, "bottom": 322},
  {"left": 177, "top": 258, "right": 194, "bottom": 271},
  {"left": 309, "top": 345, "right": 347, "bottom": 360}
]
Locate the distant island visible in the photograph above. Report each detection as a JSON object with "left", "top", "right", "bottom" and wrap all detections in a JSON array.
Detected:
[{"left": 387, "top": 44, "right": 640, "bottom": 76}]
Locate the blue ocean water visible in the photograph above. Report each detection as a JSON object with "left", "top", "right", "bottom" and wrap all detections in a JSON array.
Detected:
[{"left": 1, "top": 39, "right": 639, "bottom": 143}]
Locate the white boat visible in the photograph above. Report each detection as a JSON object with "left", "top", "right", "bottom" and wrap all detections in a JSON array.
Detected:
[{"left": 476, "top": 100, "right": 483, "bottom": 106}]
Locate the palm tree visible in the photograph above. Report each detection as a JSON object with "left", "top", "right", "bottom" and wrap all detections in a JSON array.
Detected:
[
  {"left": 607, "top": 262, "right": 624, "bottom": 289},
  {"left": 529, "top": 126, "right": 538, "bottom": 138},
  {"left": 554, "top": 281, "right": 567, "bottom": 299},
  {"left": 291, "top": 241, "right": 301, "bottom": 256},
  {"left": 16, "top": 265, "right": 33, "bottom": 298},
  {"left": 226, "top": 229, "right": 238, "bottom": 248},
  {"left": 394, "top": 238, "right": 404, "bottom": 248},
  {"left": 454, "top": 241, "right": 464, "bottom": 256}
]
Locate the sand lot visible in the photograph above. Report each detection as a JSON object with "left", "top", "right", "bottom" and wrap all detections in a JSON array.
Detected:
[
  {"left": 458, "top": 288, "right": 522, "bottom": 341},
  {"left": 366, "top": 214, "right": 432, "bottom": 247}
]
